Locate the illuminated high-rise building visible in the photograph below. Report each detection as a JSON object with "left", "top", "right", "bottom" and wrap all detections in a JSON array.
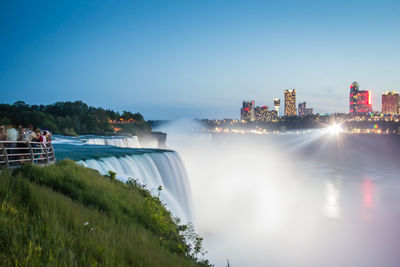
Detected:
[
  {"left": 274, "top": 98, "right": 280, "bottom": 116},
  {"left": 382, "top": 91, "right": 399, "bottom": 115},
  {"left": 240, "top": 100, "right": 255, "bottom": 122},
  {"left": 254, "top": 106, "right": 268, "bottom": 121},
  {"left": 349, "top": 81, "right": 372, "bottom": 113},
  {"left": 298, "top": 102, "right": 306, "bottom": 116},
  {"left": 284, "top": 89, "right": 296, "bottom": 116},
  {"left": 356, "top": 90, "right": 372, "bottom": 113},
  {"left": 298, "top": 102, "right": 313, "bottom": 116},
  {"left": 349, "top": 82, "right": 359, "bottom": 113},
  {"left": 265, "top": 110, "right": 278, "bottom": 122}
]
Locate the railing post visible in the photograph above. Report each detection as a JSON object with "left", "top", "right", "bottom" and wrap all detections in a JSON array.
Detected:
[
  {"left": 0, "top": 142, "right": 9, "bottom": 169},
  {"left": 27, "top": 141, "right": 34, "bottom": 164},
  {"left": 41, "top": 143, "right": 49, "bottom": 165},
  {"left": 49, "top": 143, "right": 55, "bottom": 162}
]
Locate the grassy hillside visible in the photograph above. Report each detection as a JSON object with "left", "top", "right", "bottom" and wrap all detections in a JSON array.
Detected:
[{"left": 0, "top": 160, "right": 211, "bottom": 266}]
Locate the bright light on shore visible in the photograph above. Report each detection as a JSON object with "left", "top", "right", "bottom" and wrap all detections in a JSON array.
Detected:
[{"left": 327, "top": 124, "right": 343, "bottom": 135}]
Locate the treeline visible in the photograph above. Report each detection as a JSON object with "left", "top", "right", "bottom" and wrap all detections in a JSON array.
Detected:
[{"left": 0, "top": 101, "right": 150, "bottom": 136}]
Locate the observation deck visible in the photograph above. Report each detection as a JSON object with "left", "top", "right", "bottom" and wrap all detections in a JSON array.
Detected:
[{"left": 0, "top": 141, "right": 55, "bottom": 169}]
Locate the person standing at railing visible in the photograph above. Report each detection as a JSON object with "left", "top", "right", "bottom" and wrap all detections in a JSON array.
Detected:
[
  {"left": 17, "top": 126, "right": 27, "bottom": 160},
  {"left": 0, "top": 126, "right": 5, "bottom": 163},
  {"left": 39, "top": 130, "right": 47, "bottom": 144},
  {"left": 37, "top": 130, "right": 47, "bottom": 161},
  {"left": 45, "top": 131, "right": 52, "bottom": 143},
  {"left": 22, "top": 127, "right": 40, "bottom": 161},
  {"left": 6, "top": 125, "right": 18, "bottom": 143},
  {"left": 33, "top": 129, "right": 42, "bottom": 160},
  {"left": 0, "top": 126, "right": 6, "bottom": 141},
  {"left": 17, "top": 125, "right": 24, "bottom": 140},
  {"left": 23, "top": 126, "right": 38, "bottom": 142},
  {"left": 6, "top": 124, "right": 18, "bottom": 162}
]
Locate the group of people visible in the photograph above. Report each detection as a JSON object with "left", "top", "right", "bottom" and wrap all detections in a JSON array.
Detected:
[
  {"left": 0, "top": 124, "right": 52, "bottom": 144},
  {"left": 0, "top": 124, "right": 53, "bottom": 165}
]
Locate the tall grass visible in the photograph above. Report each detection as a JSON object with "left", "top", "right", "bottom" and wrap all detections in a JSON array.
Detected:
[{"left": 0, "top": 160, "right": 211, "bottom": 266}]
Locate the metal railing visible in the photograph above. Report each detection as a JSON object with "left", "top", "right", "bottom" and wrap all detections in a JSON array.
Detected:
[{"left": 0, "top": 141, "right": 55, "bottom": 169}]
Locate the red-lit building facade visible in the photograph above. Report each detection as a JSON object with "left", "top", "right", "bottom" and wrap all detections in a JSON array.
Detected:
[
  {"left": 356, "top": 90, "right": 372, "bottom": 113},
  {"left": 241, "top": 100, "right": 255, "bottom": 122},
  {"left": 349, "top": 81, "right": 372, "bottom": 113},
  {"left": 382, "top": 91, "right": 399, "bottom": 115}
]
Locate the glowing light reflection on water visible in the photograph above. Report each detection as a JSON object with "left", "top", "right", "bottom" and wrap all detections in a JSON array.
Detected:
[{"left": 323, "top": 180, "right": 341, "bottom": 219}]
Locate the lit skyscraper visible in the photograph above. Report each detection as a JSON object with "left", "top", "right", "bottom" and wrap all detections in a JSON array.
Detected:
[
  {"left": 349, "top": 81, "right": 359, "bottom": 113},
  {"left": 265, "top": 110, "right": 278, "bottom": 122},
  {"left": 349, "top": 81, "right": 372, "bottom": 113},
  {"left": 284, "top": 89, "right": 296, "bottom": 116},
  {"left": 298, "top": 102, "right": 306, "bottom": 116},
  {"left": 274, "top": 98, "right": 280, "bottom": 116},
  {"left": 356, "top": 91, "right": 372, "bottom": 113},
  {"left": 254, "top": 106, "right": 268, "bottom": 121},
  {"left": 241, "top": 100, "right": 255, "bottom": 122},
  {"left": 382, "top": 91, "right": 399, "bottom": 115},
  {"left": 298, "top": 101, "right": 313, "bottom": 116}
]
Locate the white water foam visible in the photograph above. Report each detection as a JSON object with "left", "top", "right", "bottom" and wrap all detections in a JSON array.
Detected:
[
  {"left": 78, "top": 151, "right": 193, "bottom": 223},
  {"left": 84, "top": 136, "right": 141, "bottom": 148}
]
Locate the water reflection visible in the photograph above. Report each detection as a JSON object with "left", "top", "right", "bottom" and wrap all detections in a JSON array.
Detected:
[
  {"left": 362, "top": 178, "right": 374, "bottom": 208},
  {"left": 323, "top": 179, "right": 341, "bottom": 219}
]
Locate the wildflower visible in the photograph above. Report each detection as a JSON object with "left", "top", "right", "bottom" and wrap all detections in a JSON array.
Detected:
[{"left": 84, "top": 221, "right": 89, "bottom": 226}]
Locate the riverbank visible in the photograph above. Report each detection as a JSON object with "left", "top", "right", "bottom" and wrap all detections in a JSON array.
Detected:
[{"left": 0, "top": 160, "right": 210, "bottom": 266}]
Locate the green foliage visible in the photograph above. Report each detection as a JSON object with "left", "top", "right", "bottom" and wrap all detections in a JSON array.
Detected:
[
  {"left": 60, "top": 127, "right": 77, "bottom": 136},
  {"left": 125, "top": 178, "right": 211, "bottom": 266},
  {"left": 4, "top": 161, "right": 212, "bottom": 266},
  {"left": 113, "top": 121, "right": 152, "bottom": 136},
  {"left": 104, "top": 170, "right": 116, "bottom": 181},
  {"left": 0, "top": 101, "right": 150, "bottom": 136},
  {"left": 0, "top": 116, "right": 11, "bottom": 126}
]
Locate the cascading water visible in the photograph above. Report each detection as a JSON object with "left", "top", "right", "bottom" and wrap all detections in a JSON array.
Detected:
[
  {"left": 77, "top": 151, "right": 193, "bottom": 223},
  {"left": 83, "top": 136, "right": 141, "bottom": 148}
]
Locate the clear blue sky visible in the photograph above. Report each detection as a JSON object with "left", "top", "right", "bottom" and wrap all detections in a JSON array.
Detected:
[{"left": 1, "top": 0, "right": 399, "bottom": 119}]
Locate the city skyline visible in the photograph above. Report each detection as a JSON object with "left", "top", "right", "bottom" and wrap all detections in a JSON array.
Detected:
[
  {"left": 1, "top": 1, "right": 400, "bottom": 119},
  {"left": 240, "top": 81, "right": 399, "bottom": 121}
]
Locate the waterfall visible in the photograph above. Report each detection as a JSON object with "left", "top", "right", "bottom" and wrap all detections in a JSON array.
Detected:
[
  {"left": 78, "top": 151, "right": 193, "bottom": 223},
  {"left": 83, "top": 136, "right": 141, "bottom": 148}
]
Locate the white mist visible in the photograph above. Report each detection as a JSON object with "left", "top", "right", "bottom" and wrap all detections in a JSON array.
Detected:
[{"left": 161, "top": 120, "right": 400, "bottom": 267}]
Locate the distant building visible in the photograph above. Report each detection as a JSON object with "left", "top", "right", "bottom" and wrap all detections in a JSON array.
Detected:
[
  {"left": 265, "top": 110, "right": 278, "bottom": 122},
  {"left": 349, "top": 81, "right": 372, "bottom": 113},
  {"left": 349, "top": 82, "right": 359, "bottom": 113},
  {"left": 241, "top": 100, "right": 255, "bottom": 122},
  {"left": 284, "top": 89, "right": 296, "bottom": 116},
  {"left": 298, "top": 102, "right": 313, "bottom": 116},
  {"left": 298, "top": 102, "right": 306, "bottom": 116},
  {"left": 254, "top": 106, "right": 268, "bottom": 121},
  {"left": 274, "top": 98, "right": 280, "bottom": 116},
  {"left": 382, "top": 91, "right": 399, "bottom": 115},
  {"left": 356, "top": 90, "right": 372, "bottom": 113}
]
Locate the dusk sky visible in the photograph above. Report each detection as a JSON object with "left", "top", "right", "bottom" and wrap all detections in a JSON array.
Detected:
[{"left": 1, "top": 0, "right": 399, "bottom": 119}]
